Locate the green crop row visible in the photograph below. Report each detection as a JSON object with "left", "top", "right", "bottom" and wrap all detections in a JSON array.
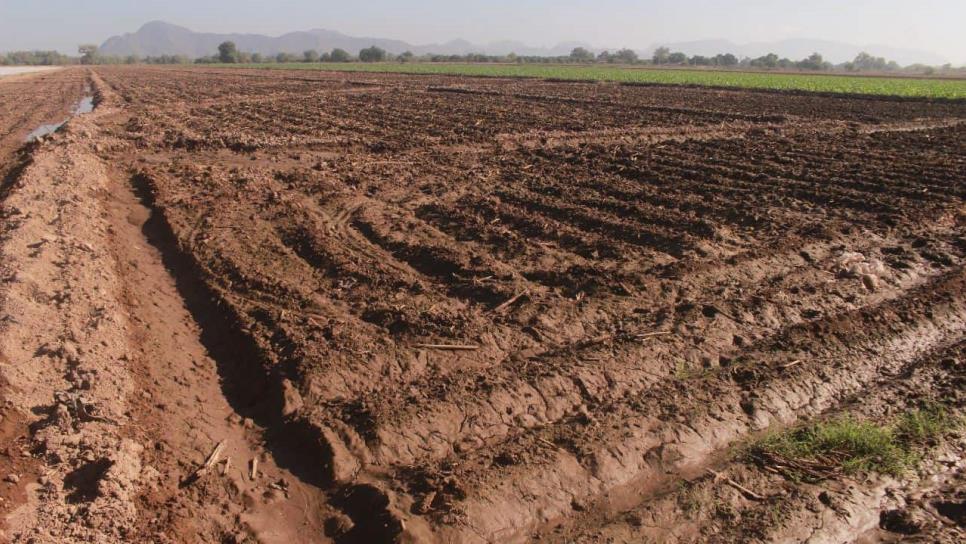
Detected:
[{"left": 216, "top": 62, "right": 966, "bottom": 99}]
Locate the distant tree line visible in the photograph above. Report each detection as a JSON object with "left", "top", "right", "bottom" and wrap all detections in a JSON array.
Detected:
[
  {"left": 188, "top": 41, "right": 957, "bottom": 75},
  {"left": 0, "top": 46, "right": 195, "bottom": 66},
  {"left": 191, "top": 41, "right": 361, "bottom": 64},
  {"left": 1, "top": 50, "right": 73, "bottom": 66},
  {"left": 1, "top": 42, "right": 960, "bottom": 77},
  {"left": 651, "top": 48, "right": 836, "bottom": 71}
]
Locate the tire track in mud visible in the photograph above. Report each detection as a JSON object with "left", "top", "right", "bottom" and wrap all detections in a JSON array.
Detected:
[
  {"left": 127, "top": 168, "right": 413, "bottom": 542},
  {"left": 97, "top": 65, "right": 340, "bottom": 541},
  {"left": 116, "top": 170, "right": 332, "bottom": 543}
]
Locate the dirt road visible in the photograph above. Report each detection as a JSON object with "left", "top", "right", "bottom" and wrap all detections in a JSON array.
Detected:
[
  {"left": 0, "top": 67, "right": 61, "bottom": 78},
  {"left": 0, "top": 66, "right": 964, "bottom": 542}
]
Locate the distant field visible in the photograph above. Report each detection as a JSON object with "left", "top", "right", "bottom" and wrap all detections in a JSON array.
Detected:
[
  {"left": 0, "top": 66, "right": 60, "bottom": 77},
  {"left": 221, "top": 62, "right": 966, "bottom": 99}
]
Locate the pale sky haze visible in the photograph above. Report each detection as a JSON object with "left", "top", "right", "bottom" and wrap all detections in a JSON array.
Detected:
[{"left": 1, "top": 0, "right": 964, "bottom": 63}]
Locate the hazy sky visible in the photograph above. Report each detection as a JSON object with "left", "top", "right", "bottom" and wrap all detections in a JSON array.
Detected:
[{"left": 2, "top": 0, "right": 965, "bottom": 62}]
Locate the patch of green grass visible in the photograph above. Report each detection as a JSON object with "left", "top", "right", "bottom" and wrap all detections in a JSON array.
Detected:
[
  {"left": 895, "top": 404, "right": 963, "bottom": 444},
  {"left": 756, "top": 417, "right": 914, "bottom": 475},
  {"left": 674, "top": 360, "right": 693, "bottom": 380},
  {"left": 210, "top": 62, "right": 966, "bottom": 99},
  {"left": 750, "top": 406, "right": 962, "bottom": 478}
]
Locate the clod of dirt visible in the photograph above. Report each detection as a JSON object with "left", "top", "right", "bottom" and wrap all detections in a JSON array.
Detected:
[
  {"left": 63, "top": 458, "right": 114, "bottom": 504},
  {"left": 281, "top": 379, "right": 304, "bottom": 417},
  {"left": 321, "top": 427, "right": 361, "bottom": 484},
  {"left": 324, "top": 512, "right": 355, "bottom": 537},
  {"left": 879, "top": 508, "right": 922, "bottom": 534},
  {"left": 933, "top": 500, "right": 965, "bottom": 527},
  {"left": 862, "top": 274, "right": 879, "bottom": 292}
]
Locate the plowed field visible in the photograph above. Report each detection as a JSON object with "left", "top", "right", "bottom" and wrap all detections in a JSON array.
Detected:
[{"left": 1, "top": 66, "right": 964, "bottom": 543}]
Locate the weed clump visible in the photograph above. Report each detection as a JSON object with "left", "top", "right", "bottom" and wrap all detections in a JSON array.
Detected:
[
  {"left": 749, "top": 406, "right": 962, "bottom": 480},
  {"left": 894, "top": 405, "right": 961, "bottom": 445}
]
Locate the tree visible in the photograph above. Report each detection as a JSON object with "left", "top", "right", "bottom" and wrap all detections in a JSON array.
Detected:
[
  {"left": 652, "top": 46, "right": 671, "bottom": 64},
  {"left": 275, "top": 52, "right": 298, "bottom": 63},
  {"left": 850, "top": 51, "right": 895, "bottom": 71},
  {"left": 359, "top": 46, "right": 387, "bottom": 62},
  {"left": 715, "top": 53, "right": 739, "bottom": 66},
  {"left": 398, "top": 51, "right": 415, "bottom": 63},
  {"left": 750, "top": 53, "right": 779, "bottom": 68},
  {"left": 615, "top": 48, "right": 639, "bottom": 63},
  {"left": 251, "top": 53, "right": 264, "bottom": 64},
  {"left": 78, "top": 44, "right": 99, "bottom": 65},
  {"left": 570, "top": 47, "right": 594, "bottom": 62},
  {"left": 689, "top": 55, "right": 712, "bottom": 66},
  {"left": 796, "top": 52, "right": 828, "bottom": 70},
  {"left": 667, "top": 51, "right": 687, "bottom": 64},
  {"left": 218, "top": 41, "right": 239, "bottom": 63},
  {"left": 304, "top": 50, "right": 321, "bottom": 62},
  {"left": 330, "top": 48, "right": 351, "bottom": 62}
]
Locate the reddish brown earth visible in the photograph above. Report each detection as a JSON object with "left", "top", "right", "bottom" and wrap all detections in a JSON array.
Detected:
[{"left": 0, "top": 65, "right": 964, "bottom": 543}]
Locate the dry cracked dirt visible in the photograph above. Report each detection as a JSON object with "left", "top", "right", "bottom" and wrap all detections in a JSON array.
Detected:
[{"left": 0, "top": 66, "right": 964, "bottom": 543}]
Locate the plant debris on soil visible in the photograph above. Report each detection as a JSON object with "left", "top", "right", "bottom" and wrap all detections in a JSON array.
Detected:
[
  {"left": 0, "top": 65, "right": 964, "bottom": 543},
  {"left": 749, "top": 405, "right": 963, "bottom": 480}
]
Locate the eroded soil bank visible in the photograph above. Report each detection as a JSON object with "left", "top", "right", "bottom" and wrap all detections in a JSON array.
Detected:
[{"left": 0, "top": 70, "right": 329, "bottom": 543}]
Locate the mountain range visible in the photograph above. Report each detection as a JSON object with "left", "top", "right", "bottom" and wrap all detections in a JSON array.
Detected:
[
  {"left": 99, "top": 21, "right": 948, "bottom": 65},
  {"left": 99, "top": 21, "right": 590, "bottom": 59}
]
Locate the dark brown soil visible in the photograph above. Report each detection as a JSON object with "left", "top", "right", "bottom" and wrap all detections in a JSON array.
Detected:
[{"left": 2, "top": 65, "right": 964, "bottom": 542}]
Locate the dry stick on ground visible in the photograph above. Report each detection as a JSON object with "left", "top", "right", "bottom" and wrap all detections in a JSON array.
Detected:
[
  {"left": 782, "top": 359, "right": 803, "bottom": 369},
  {"left": 493, "top": 290, "right": 529, "bottom": 314},
  {"left": 758, "top": 451, "right": 828, "bottom": 481},
  {"left": 186, "top": 439, "right": 227, "bottom": 485},
  {"left": 583, "top": 329, "right": 670, "bottom": 349},
  {"left": 633, "top": 331, "right": 672, "bottom": 339},
  {"left": 200, "top": 440, "right": 227, "bottom": 473},
  {"left": 414, "top": 344, "right": 480, "bottom": 351},
  {"left": 536, "top": 438, "right": 557, "bottom": 449},
  {"left": 250, "top": 457, "right": 259, "bottom": 481},
  {"left": 707, "top": 469, "right": 767, "bottom": 501}
]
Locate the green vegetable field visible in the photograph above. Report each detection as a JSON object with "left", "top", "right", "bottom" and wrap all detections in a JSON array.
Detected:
[{"left": 228, "top": 62, "right": 966, "bottom": 99}]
